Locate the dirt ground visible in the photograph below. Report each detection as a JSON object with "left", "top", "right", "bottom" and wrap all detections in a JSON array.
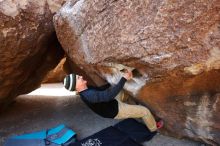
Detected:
[{"left": 0, "top": 83, "right": 205, "bottom": 146}]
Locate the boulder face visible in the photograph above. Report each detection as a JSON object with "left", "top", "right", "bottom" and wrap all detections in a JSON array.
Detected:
[
  {"left": 54, "top": 0, "right": 220, "bottom": 145},
  {"left": 0, "top": 0, "right": 66, "bottom": 109},
  {"left": 43, "top": 58, "right": 66, "bottom": 83}
]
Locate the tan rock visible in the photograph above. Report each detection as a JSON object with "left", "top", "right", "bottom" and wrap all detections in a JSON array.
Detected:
[
  {"left": 0, "top": 0, "right": 66, "bottom": 109},
  {"left": 43, "top": 58, "right": 66, "bottom": 83},
  {"left": 54, "top": 0, "right": 220, "bottom": 144}
]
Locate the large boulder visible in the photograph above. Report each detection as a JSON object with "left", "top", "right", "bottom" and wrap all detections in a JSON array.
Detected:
[
  {"left": 0, "top": 0, "right": 66, "bottom": 109},
  {"left": 54, "top": 0, "right": 220, "bottom": 145}
]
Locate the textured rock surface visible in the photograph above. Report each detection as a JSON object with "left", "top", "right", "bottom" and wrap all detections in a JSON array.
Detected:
[
  {"left": 43, "top": 58, "right": 66, "bottom": 83},
  {"left": 54, "top": 0, "right": 220, "bottom": 145},
  {"left": 0, "top": 0, "right": 66, "bottom": 108}
]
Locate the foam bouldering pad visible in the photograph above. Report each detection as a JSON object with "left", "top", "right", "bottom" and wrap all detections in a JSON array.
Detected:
[
  {"left": 69, "top": 126, "right": 142, "bottom": 146},
  {"left": 69, "top": 119, "right": 157, "bottom": 146},
  {"left": 114, "top": 118, "right": 157, "bottom": 142}
]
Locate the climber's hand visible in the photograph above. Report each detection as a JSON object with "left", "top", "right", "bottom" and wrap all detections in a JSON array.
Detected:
[{"left": 123, "top": 69, "right": 133, "bottom": 80}]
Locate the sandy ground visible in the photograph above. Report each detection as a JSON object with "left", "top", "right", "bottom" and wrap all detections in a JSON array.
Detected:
[{"left": 0, "top": 83, "right": 205, "bottom": 146}]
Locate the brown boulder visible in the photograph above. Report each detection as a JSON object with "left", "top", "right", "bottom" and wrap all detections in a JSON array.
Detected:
[
  {"left": 54, "top": 0, "right": 220, "bottom": 145},
  {"left": 0, "top": 0, "right": 66, "bottom": 109}
]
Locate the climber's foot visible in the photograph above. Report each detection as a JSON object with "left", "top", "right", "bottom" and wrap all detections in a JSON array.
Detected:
[{"left": 156, "top": 120, "right": 164, "bottom": 129}]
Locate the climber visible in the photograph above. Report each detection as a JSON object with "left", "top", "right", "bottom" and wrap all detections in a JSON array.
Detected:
[{"left": 63, "top": 70, "right": 163, "bottom": 132}]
